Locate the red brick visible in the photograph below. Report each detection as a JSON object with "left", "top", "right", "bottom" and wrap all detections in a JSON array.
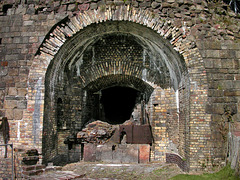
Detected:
[
  {"left": 139, "top": 144, "right": 150, "bottom": 163},
  {"left": 0, "top": 61, "right": 8, "bottom": 66}
]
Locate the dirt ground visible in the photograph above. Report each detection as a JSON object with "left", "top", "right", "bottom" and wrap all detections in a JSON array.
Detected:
[{"left": 61, "top": 162, "right": 183, "bottom": 180}]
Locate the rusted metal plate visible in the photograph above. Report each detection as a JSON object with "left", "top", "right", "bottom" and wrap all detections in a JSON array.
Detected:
[
  {"left": 119, "top": 125, "right": 153, "bottom": 144},
  {"left": 133, "top": 125, "right": 153, "bottom": 144}
]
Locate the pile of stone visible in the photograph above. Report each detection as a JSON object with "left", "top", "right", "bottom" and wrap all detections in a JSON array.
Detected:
[{"left": 77, "top": 120, "right": 116, "bottom": 144}]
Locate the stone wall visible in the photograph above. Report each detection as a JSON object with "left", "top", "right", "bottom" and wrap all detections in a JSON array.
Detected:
[
  {"left": 198, "top": 41, "right": 240, "bottom": 167},
  {"left": 0, "top": 0, "right": 239, "bottom": 172}
]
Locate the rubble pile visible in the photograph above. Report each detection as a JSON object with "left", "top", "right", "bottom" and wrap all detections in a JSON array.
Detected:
[{"left": 77, "top": 120, "right": 116, "bottom": 144}]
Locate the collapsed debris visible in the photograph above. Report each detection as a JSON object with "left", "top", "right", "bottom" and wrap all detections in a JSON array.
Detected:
[
  {"left": 75, "top": 119, "right": 153, "bottom": 145},
  {"left": 65, "top": 116, "right": 153, "bottom": 163}
]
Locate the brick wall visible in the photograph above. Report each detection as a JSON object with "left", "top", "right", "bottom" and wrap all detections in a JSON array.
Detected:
[
  {"left": 166, "top": 153, "right": 188, "bottom": 171},
  {"left": 0, "top": 0, "right": 239, "bottom": 172}
]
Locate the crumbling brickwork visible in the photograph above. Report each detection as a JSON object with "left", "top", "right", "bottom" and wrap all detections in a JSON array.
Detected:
[{"left": 0, "top": 0, "right": 239, "bottom": 173}]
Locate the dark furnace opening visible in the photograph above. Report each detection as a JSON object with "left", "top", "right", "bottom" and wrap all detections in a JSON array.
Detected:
[{"left": 100, "top": 86, "right": 140, "bottom": 124}]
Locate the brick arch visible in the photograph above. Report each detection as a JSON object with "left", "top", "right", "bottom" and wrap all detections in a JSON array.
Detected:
[
  {"left": 26, "top": 5, "right": 210, "bottom": 170},
  {"left": 85, "top": 74, "right": 154, "bottom": 100},
  {"left": 79, "top": 61, "right": 156, "bottom": 89}
]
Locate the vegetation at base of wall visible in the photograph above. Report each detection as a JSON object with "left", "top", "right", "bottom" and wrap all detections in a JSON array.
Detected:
[{"left": 170, "top": 164, "right": 240, "bottom": 180}]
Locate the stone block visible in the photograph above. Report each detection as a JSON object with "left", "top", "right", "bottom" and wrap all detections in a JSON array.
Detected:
[
  {"left": 19, "top": 67, "right": 29, "bottom": 75},
  {"left": 26, "top": 5, "right": 35, "bottom": 15},
  {"left": 23, "top": 20, "right": 34, "bottom": 26},
  {"left": 204, "top": 59, "right": 214, "bottom": 68},
  {"left": 112, "top": 147, "right": 122, "bottom": 163},
  {"left": 151, "top": 2, "right": 160, "bottom": 9},
  {"left": 83, "top": 144, "right": 96, "bottom": 162},
  {"left": 120, "top": 152, "right": 130, "bottom": 163},
  {"left": 78, "top": 4, "right": 89, "bottom": 11},
  {"left": 222, "top": 80, "right": 233, "bottom": 90},
  {"left": 14, "top": 109, "right": 23, "bottom": 119},
  {"left": 69, "top": 148, "right": 81, "bottom": 162},
  {"left": 206, "top": 42, "right": 221, "bottom": 50},
  {"left": 18, "top": 88, "right": 27, "bottom": 96},
  {"left": 29, "top": 37, "right": 38, "bottom": 43},
  {"left": 126, "top": 145, "right": 138, "bottom": 163},
  {"left": 8, "top": 68, "right": 19, "bottom": 76},
  {"left": 206, "top": 50, "right": 220, "bottom": 58},
  {"left": 113, "top": 0, "right": 124, "bottom": 6},
  {"left": 118, "top": 144, "right": 138, "bottom": 163},
  {"left": 15, "top": 4, "right": 26, "bottom": 15},
  {"left": 209, "top": 89, "right": 224, "bottom": 97},
  {"left": 5, "top": 54, "right": 18, "bottom": 61},
  {"left": 139, "top": 1, "right": 151, "bottom": 7},
  {"left": 0, "top": 68, "right": 8, "bottom": 77},
  {"left": 95, "top": 145, "right": 102, "bottom": 161},
  {"left": 236, "top": 51, "right": 240, "bottom": 58},
  {"left": 13, "top": 37, "right": 21, "bottom": 44},
  {"left": 220, "top": 50, "right": 233, "bottom": 59},
  {"left": 233, "top": 81, "right": 240, "bottom": 89},
  {"left": 96, "top": 145, "right": 113, "bottom": 163},
  {"left": 4, "top": 100, "right": 17, "bottom": 109},
  {"left": 38, "top": 14, "right": 47, "bottom": 20},
  {"left": 58, "top": 5, "right": 67, "bottom": 13},
  {"left": 211, "top": 103, "right": 225, "bottom": 115},
  {"left": 5, "top": 109, "right": 13, "bottom": 120},
  {"left": 68, "top": 4, "right": 76, "bottom": 11},
  {"left": 161, "top": 2, "right": 172, "bottom": 8},
  {"left": 224, "top": 90, "right": 240, "bottom": 96},
  {"left": 8, "top": 87, "right": 17, "bottom": 96},
  {"left": 90, "top": 3, "right": 97, "bottom": 10}
]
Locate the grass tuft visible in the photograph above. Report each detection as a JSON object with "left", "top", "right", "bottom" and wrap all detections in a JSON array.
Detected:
[{"left": 170, "top": 164, "right": 240, "bottom": 180}]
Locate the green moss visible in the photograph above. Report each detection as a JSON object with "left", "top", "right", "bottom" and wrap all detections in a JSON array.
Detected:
[
  {"left": 170, "top": 164, "right": 240, "bottom": 180},
  {"left": 217, "top": 85, "right": 223, "bottom": 90}
]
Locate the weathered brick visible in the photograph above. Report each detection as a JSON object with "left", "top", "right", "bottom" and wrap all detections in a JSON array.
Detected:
[
  {"left": 23, "top": 20, "right": 34, "bottom": 26},
  {"left": 8, "top": 68, "right": 19, "bottom": 76},
  {"left": 29, "top": 37, "right": 39, "bottom": 43},
  {"left": 8, "top": 60, "right": 18, "bottom": 67},
  {"left": 5, "top": 54, "right": 18, "bottom": 61}
]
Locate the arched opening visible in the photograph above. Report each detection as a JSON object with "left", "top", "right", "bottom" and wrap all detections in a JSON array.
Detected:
[{"left": 42, "top": 20, "right": 189, "bottom": 166}]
